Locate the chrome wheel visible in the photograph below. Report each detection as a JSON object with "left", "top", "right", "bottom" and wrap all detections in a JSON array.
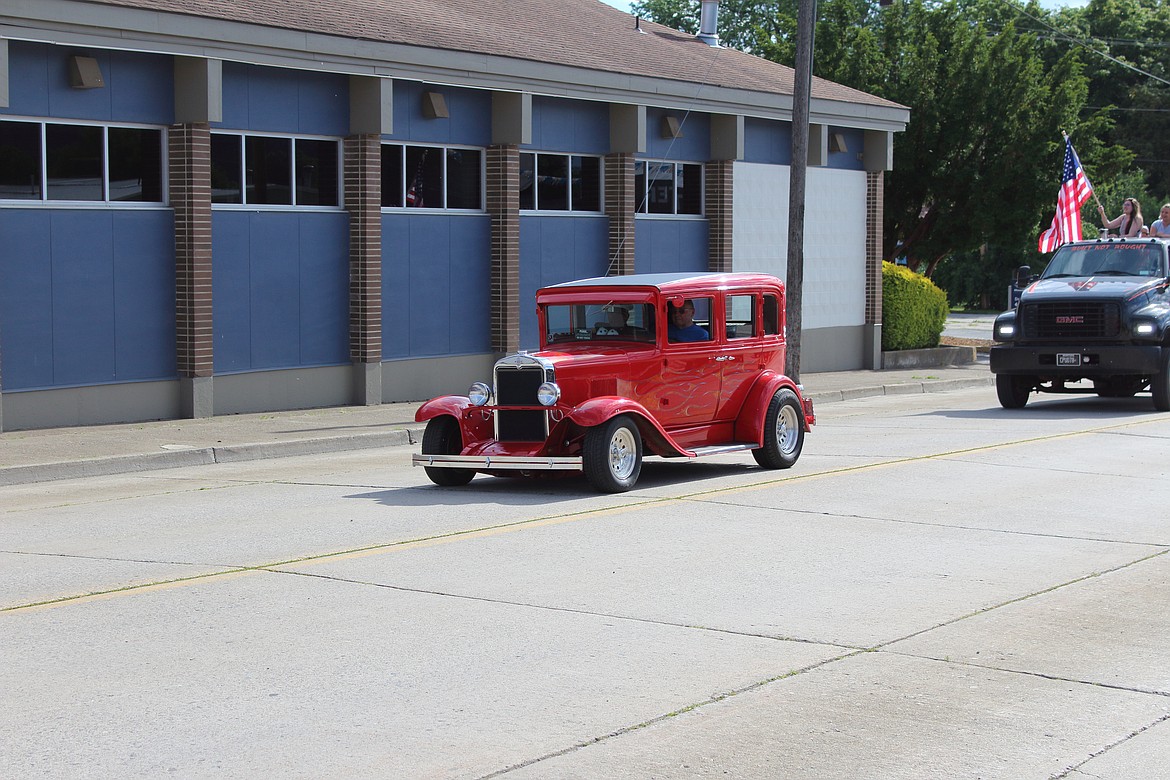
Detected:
[
  {"left": 775, "top": 398, "right": 800, "bottom": 456},
  {"left": 583, "top": 415, "right": 643, "bottom": 492},
  {"left": 607, "top": 425, "right": 639, "bottom": 481}
]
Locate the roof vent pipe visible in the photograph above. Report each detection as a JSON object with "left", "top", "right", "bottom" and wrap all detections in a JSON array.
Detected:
[{"left": 697, "top": 0, "right": 720, "bottom": 46}]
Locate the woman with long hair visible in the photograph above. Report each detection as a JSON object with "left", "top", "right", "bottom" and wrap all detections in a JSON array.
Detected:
[{"left": 1098, "top": 197, "right": 1144, "bottom": 237}]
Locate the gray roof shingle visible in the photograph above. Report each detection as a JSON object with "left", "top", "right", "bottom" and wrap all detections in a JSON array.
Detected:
[{"left": 73, "top": 0, "right": 902, "bottom": 110}]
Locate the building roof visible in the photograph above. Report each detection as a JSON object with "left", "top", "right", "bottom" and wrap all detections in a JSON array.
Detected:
[{"left": 7, "top": 0, "right": 908, "bottom": 129}]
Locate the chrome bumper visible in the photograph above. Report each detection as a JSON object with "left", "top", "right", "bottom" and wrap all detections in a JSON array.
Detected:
[{"left": 412, "top": 453, "right": 583, "bottom": 471}]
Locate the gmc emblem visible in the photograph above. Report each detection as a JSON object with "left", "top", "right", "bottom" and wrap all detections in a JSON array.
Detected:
[{"left": 1055, "top": 315, "right": 1084, "bottom": 324}]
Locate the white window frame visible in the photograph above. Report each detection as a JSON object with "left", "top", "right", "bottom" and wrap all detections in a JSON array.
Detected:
[
  {"left": 380, "top": 142, "right": 486, "bottom": 212},
  {"left": 634, "top": 158, "right": 705, "bottom": 217},
  {"left": 0, "top": 116, "right": 168, "bottom": 207},
  {"left": 519, "top": 151, "right": 605, "bottom": 214},
  {"left": 209, "top": 130, "right": 343, "bottom": 211}
]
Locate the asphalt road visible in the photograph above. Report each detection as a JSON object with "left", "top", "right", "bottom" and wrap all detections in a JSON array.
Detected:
[{"left": 2, "top": 385, "right": 1168, "bottom": 779}]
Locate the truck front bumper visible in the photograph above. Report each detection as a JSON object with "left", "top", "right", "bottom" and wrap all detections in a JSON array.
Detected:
[{"left": 990, "top": 344, "right": 1164, "bottom": 376}]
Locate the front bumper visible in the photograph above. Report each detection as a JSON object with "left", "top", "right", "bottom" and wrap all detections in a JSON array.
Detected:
[
  {"left": 990, "top": 344, "right": 1164, "bottom": 376},
  {"left": 412, "top": 453, "right": 582, "bottom": 471}
]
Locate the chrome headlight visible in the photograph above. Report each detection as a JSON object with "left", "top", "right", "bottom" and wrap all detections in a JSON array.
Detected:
[
  {"left": 468, "top": 382, "right": 492, "bottom": 407},
  {"left": 536, "top": 381, "right": 561, "bottom": 406}
]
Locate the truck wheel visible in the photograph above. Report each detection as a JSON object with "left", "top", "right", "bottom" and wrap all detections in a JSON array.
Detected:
[
  {"left": 583, "top": 415, "right": 642, "bottom": 492},
  {"left": 996, "top": 374, "right": 1033, "bottom": 409},
  {"left": 1152, "top": 350, "right": 1170, "bottom": 412},
  {"left": 421, "top": 416, "right": 474, "bottom": 486},
  {"left": 752, "top": 388, "right": 804, "bottom": 469}
]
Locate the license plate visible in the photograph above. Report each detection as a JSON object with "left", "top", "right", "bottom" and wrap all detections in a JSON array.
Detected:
[{"left": 1057, "top": 353, "right": 1082, "bottom": 367}]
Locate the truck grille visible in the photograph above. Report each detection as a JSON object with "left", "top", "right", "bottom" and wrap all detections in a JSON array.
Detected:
[
  {"left": 1021, "top": 302, "right": 1120, "bottom": 340},
  {"left": 495, "top": 359, "right": 552, "bottom": 442}
]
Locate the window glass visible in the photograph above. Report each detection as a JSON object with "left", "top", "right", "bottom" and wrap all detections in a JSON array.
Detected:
[
  {"left": 405, "top": 145, "right": 442, "bottom": 208},
  {"left": 46, "top": 124, "right": 103, "bottom": 201},
  {"left": 572, "top": 155, "right": 601, "bottom": 212},
  {"left": 0, "top": 121, "right": 42, "bottom": 199},
  {"left": 294, "top": 139, "right": 338, "bottom": 206},
  {"left": 646, "top": 161, "right": 674, "bottom": 214},
  {"left": 210, "top": 134, "right": 243, "bottom": 203},
  {"left": 245, "top": 136, "right": 291, "bottom": 205},
  {"left": 667, "top": 297, "right": 712, "bottom": 343},
  {"left": 544, "top": 302, "right": 655, "bottom": 344},
  {"left": 380, "top": 144, "right": 403, "bottom": 207},
  {"left": 446, "top": 148, "right": 481, "bottom": 209},
  {"left": 763, "top": 294, "right": 780, "bottom": 336},
  {"left": 108, "top": 127, "right": 163, "bottom": 202},
  {"left": 727, "top": 295, "right": 757, "bottom": 339},
  {"left": 519, "top": 152, "right": 536, "bottom": 210},
  {"left": 537, "top": 154, "right": 569, "bottom": 211},
  {"left": 677, "top": 163, "right": 702, "bottom": 215}
]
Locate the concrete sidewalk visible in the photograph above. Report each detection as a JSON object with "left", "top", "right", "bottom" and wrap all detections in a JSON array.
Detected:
[{"left": 0, "top": 362, "right": 994, "bottom": 486}]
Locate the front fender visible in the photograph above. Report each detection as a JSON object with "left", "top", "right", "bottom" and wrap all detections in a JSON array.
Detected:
[
  {"left": 734, "top": 372, "right": 808, "bottom": 445},
  {"left": 566, "top": 396, "right": 689, "bottom": 458},
  {"left": 415, "top": 395, "right": 472, "bottom": 423}
]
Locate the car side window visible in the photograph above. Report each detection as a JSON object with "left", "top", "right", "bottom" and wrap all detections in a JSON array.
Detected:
[
  {"left": 667, "top": 297, "right": 712, "bottom": 343},
  {"left": 762, "top": 295, "right": 780, "bottom": 336},
  {"left": 726, "top": 295, "right": 757, "bottom": 339}
]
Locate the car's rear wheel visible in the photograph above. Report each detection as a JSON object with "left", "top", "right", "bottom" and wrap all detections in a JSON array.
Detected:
[
  {"left": 996, "top": 374, "right": 1033, "bottom": 409},
  {"left": 752, "top": 388, "right": 804, "bottom": 469},
  {"left": 421, "top": 416, "right": 474, "bottom": 486},
  {"left": 583, "top": 415, "right": 642, "bottom": 492},
  {"left": 1151, "top": 349, "right": 1170, "bottom": 411}
]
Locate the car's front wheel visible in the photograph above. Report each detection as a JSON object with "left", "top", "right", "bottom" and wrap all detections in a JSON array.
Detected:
[
  {"left": 420, "top": 416, "right": 474, "bottom": 486},
  {"left": 752, "top": 388, "right": 804, "bottom": 469},
  {"left": 996, "top": 374, "right": 1034, "bottom": 409},
  {"left": 583, "top": 415, "right": 642, "bottom": 493}
]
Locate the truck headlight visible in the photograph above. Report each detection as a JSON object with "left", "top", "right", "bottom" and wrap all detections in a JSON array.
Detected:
[
  {"left": 536, "top": 381, "right": 561, "bottom": 406},
  {"left": 468, "top": 382, "right": 492, "bottom": 406},
  {"left": 995, "top": 323, "right": 1015, "bottom": 339},
  {"left": 1134, "top": 321, "right": 1156, "bottom": 337}
]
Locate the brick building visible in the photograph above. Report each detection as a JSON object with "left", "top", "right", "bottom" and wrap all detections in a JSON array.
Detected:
[{"left": 0, "top": 0, "right": 908, "bottom": 431}]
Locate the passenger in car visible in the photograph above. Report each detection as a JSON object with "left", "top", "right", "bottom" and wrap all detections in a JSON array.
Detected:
[{"left": 667, "top": 300, "right": 710, "bottom": 342}]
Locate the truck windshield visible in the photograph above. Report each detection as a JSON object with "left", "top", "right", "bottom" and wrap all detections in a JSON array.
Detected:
[
  {"left": 1043, "top": 244, "right": 1164, "bottom": 278},
  {"left": 544, "top": 302, "right": 656, "bottom": 344}
]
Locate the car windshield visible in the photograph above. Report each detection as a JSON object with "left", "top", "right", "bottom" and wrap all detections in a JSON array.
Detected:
[
  {"left": 1043, "top": 244, "right": 1165, "bottom": 279},
  {"left": 544, "top": 302, "right": 656, "bottom": 344}
]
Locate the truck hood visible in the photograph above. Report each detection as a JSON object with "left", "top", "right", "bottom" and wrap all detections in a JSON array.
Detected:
[{"left": 1022, "top": 276, "right": 1162, "bottom": 302}]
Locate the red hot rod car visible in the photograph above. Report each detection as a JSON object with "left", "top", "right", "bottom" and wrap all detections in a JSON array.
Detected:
[{"left": 412, "top": 272, "right": 815, "bottom": 492}]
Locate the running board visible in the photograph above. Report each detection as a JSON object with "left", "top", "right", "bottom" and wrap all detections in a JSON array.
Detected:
[{"left": 688, "top": 443, "right": 757, "bottom": 457}]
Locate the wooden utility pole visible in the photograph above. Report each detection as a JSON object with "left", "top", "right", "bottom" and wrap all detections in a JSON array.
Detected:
[{"left": 785, "top": 0, "right": 816, "bottom": 382}]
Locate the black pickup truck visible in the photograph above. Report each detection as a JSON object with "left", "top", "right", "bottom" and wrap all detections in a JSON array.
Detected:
[{"left": 990, "top": 238, "right": 1170, "bottom": 410}]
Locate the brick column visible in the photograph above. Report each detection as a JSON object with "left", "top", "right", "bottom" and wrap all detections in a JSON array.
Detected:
[
  {"left": 706, "top": 159, "right": 734, "bottom": 273},
  {"left": 345, "top": 135, "right": 383, "bottom": 404},
  {"left": 604, "top": 152, "right": 635, "bottom": 276},
  {"left": 170, "top": 123, "right": 214, "bottom": 418},
  {"left": 487, "top": 144, "right": 520, "bottom": 353},
  {"left": 864, "top": 170, "right": 885, "bottom": 368}
]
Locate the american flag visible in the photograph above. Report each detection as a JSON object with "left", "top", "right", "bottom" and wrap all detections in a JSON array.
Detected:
[{"left": 1038, "top": 139, "right": 1093, "bottom": 253}]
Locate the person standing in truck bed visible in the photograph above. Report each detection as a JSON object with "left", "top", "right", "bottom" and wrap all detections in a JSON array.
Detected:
[{"left": 1098, "top": 198, "right": 1144, "bottom": 237}]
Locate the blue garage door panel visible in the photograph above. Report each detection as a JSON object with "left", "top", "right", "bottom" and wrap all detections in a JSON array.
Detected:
[
  {"left": 518, "top": 216, "right": 608, "bottom": 348},
  {"left": 530, "top": 97, "right": 609, "bottom": 154},
  {"left": 381, "top": 214, "right": 491, "bottom": 359},
  {"left": 386, "top": 82, "right": 492, "bottom": 146},
  {"left": 297, "top": 214, "right": 350, "bottom": 365},
  {"left": 112, "top": 211, "right": 177, "bottom": 381},
  {"left": 744, "top": 117, "right": 793, "bottom": 165},
  {"left": 646, "top": 108, "right": 710, "bottom": 161},
  {"left": 634, "top": 220, "right": 708, "bottom": 275},
  {"left": 219, "top": 64, "right": 347, "bottom": 135},
  {"left": 0, "top": 210, "right": 54, "bottom": 389},
  {"left": 248, "top": 214, "right": 303, "bottom": 369},
  {"left": 211, "top": 213, "right": 254, "bottom": 373},
  {"left": 51, "top": 212, "right": 116, "bottom": 386}
]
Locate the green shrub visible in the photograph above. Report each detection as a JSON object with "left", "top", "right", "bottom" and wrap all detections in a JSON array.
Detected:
[{"left": 882, "top": 262, "right": 948, "bottom": 351}]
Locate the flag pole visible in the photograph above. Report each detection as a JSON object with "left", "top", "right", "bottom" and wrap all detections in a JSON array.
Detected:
[{"left": 1062, "top": 130, "right": 1103, "bottom": 211}]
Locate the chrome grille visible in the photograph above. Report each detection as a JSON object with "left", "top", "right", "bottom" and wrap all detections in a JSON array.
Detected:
[
  {"left": 1021, "top": 302, "right": 1120, "bottom": 340},
  {"left": 494, "top": 358, "right": 552, "bottom": 442}
]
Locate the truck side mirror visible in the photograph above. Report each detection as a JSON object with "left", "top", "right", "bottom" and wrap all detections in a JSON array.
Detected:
[{"left": 1015, "top": 265, "right": 1033, "bottom": 288}]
